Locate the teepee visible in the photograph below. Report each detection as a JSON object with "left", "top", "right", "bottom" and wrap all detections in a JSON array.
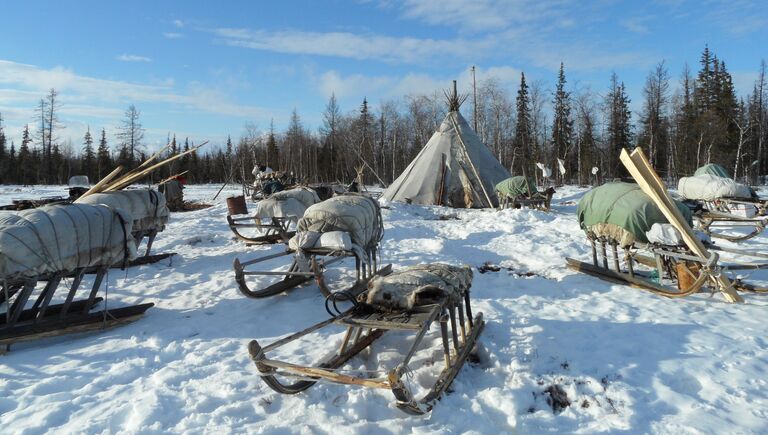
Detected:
[{"left": 381, "top": 82, "right": 510, "bottom": 208}]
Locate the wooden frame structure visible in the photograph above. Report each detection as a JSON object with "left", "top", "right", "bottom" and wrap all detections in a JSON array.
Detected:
[
  {"left": 227, "top": 215, "right": 296, "bottom": 246},
  {"left": 247, "top": 279, "right": 484, "bottom": 415},
  {"left": 1, "top": 266, "right": 153, "bottom": 352}
]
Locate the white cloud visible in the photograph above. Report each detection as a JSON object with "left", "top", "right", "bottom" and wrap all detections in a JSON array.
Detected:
[
  {"left": 0, "top": 59, "right": 275, "bottom": 145},
  {"left": 212, "top": 27, "right": 492, "bottom": 64},
  {"left": 163, "top": 32, "right": 184, "bottom": 39},
  {"left": 313, "top": 65, "right": 522, "bottom": 103},
  {"left": 621, "top": 17, "right": 650, "bottom": 34},
  {"left": 393, "top": 0, "right": 573, "bottom": 33},
  {"left": 173, "top": 19, "right": 185, "bottom": 28},
  {"left": 116, "top": 54, "right": 152, "bottom": 63}
]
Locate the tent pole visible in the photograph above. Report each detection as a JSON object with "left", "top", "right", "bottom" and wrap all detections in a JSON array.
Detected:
[{"left": 450, "top": 114, "right": 494, "bottom": 208}]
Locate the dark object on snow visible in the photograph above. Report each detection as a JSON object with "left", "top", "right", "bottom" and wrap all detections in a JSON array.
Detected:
[
  {"left": 262, "top": 180, "right": 285, "bottom": 196},
  {"left": 226, "top": 195, "right": 248, "bottom": 216},
  {"left": 544, "top": 384, "right": 570, "bottom": 414}
]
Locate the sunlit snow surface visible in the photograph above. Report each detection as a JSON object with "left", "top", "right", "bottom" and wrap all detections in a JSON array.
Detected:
[{"left": 1, "top": 184, "right": 767, "bottom": 433}]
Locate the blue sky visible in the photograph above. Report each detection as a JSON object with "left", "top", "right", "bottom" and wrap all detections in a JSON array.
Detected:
[{"left": 0, "top": 0, "right": 766, "bottom": 152}]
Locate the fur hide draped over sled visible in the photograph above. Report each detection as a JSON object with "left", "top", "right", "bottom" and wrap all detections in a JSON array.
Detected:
[{"left": 362, "top": 263, "right": 473, "bottom": 312}]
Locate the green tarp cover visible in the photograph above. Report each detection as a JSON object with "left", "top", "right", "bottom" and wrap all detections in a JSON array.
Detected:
[
  {"left": 495, "top": 176, "right": 537, "bottom": 198},
  {"left": 577, "top": 182, "right": 692, "bottom": 244},
  {"left": 694, "top": 164, "right": 731, "bottom": 179}
]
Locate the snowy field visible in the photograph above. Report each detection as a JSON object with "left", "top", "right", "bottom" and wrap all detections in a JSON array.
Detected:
[{"left": 1, "top": 184, "right": 767, "bottom": 434}]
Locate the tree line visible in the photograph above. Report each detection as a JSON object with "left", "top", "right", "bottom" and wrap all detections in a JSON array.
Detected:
[{"left": 0, "top": 46, "right": 766, "bottom": 187}]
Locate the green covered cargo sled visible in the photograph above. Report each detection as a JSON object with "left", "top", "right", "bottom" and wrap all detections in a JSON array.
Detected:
[
  {"left": 577, "top": 182, "right": 692, "bottom": 246},
  {"left": 495, "top": 176, "right": 554, "bottom": 211}
]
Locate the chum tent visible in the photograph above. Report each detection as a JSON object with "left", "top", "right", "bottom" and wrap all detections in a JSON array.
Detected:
[{"left": 381, "top": 110, "right": 510, "bottom": 208}]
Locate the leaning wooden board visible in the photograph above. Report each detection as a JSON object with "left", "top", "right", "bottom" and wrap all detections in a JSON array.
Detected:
[{"left": 619, "top": 147, "right": 743, "bottom": 303}]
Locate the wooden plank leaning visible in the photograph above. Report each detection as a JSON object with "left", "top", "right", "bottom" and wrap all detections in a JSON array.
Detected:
[{"left": 619, "top": 147, "right": 743, "bottom": 303}]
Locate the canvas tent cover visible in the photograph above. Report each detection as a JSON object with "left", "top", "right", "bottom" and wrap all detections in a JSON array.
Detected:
[
  {"left": 496, "top": 176, "right": 538, "bottom": 199},
  {"left": 381, "top": 111, "right": 510, "bottom": 208},
  {"left": 0, "top": 204, "right": 136, "bottom": 280},
  {"left": 678, "top": 174, "right": 754, "bottom": 201},
  {"left": 577, "top": 182, "right": 692, "bottom": 245},
  {"left": 76, "top": 190, "right": 169, "bottom": 234},
  {"left": 296, "top": 194, "right": 382, "bottom": 248},
  {"left": 694, "top": 164, "right": 731, "bottom": 178}
]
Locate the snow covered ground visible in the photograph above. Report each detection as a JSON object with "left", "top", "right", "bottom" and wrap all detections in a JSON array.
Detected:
[{"left": 1, "top": 184, "right": 767, "bottom": 434}]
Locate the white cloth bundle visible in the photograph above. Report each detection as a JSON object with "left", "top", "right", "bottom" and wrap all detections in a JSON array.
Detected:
[
  {"left": 76, "top": 189, "right": 169, "bottom": 234},
  {"left": 678, "top": 174, "right": 753, "bottom": 201},
  {"left": 297, "top": 194, "right": 381, "bottom": 248},
  {"left": 0, "top": 204, "right": 136, "bottom": 280}
]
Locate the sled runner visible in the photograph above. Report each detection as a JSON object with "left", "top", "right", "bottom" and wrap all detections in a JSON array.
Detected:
[
  {"left": 247, "top": 263, "right": 484, "bottom": 415},
  {"left": 567, "top": 148, "right": 744, "bottom": 303},
  {"left": 233, "top": 193, "right": 387, "bottom": 298},
  {"left": 0, "top": 203, "right": 154, "bottom": 351},
  {"left": 495, "top": 176, "right": 555, "bottom": 211},
  {"left": 227, "top": 187, "right": 321, "bottom": 246}
]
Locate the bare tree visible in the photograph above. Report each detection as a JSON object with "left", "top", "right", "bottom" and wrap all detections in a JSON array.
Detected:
[{"left": 116, "top": 104, "right": 145, "bottom": 167}]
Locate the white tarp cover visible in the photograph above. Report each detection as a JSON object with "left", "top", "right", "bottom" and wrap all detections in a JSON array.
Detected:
[
  {"left": 0, "top": 204, "right": 136, "bottom": 280},
  {"left": 678, "top": 174, "right": 753, "bottom": 201},
  {"left": 363, "top": 263, "right": 473, "bottom": 312},
  {"left": 381, "top": 111, "right": 510, "bottom": 208},
  {"left": 77, "top": 190, "right": 169, "bottom": 234},
  {"left": 296, "top": 194, "right": 382, "bottom": 248},
  {"left": 254, "top": 187, "right": 321, "bottom": 221}
]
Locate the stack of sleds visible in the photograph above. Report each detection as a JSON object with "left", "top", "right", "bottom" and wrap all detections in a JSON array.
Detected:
[
  {"left": 247, "top": 263, "right": 484, "bottom": 415},
  {"left": 495, "top": 176, "right": 555, "bottom": 211},
  {"left": 0, "top": 203, "right": 154, "bottom": 350},
  {"left": 227, "top": 186, "right": 322, "bottom": 245},
  {"left": 233, "top": 193, "right": 388, "bottom": 298},
  {"left": 567, "top": 148, "right": 767, "bottom": 303},
  {"left": 678, "top": 164, "right": 767, "bottom": 242}
]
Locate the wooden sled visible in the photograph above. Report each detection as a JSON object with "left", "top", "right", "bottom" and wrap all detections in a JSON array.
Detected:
[
  {"left": 247, "top": 278, "right": 484, "bottom": 415},
  {"left": 227, "top": 215, "right": 295, "bottom": 246},
  {"left": 693, "top": 209, "right": 767, "bottom": 242},
  {"left": 1, "top": 266, "right": 153, "bottom": 352},
  {"left": 568, "top": 148, "right": 743, "bottom": 303},
  {"left": 498, "top": 188, "right": 555, "bottom": 211},
  {"left": 233, "top": 247, "right": 390, "bottom": 299}
]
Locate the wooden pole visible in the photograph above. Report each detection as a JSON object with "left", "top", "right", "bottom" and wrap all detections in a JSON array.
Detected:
[
  {"left": 105, "top": 142, "right": 207, "bottom": 192},
  {"left": 449, "top": 114, "right": 494, "bottom": 208},
  {"left": 77, "top": 166, "right": 123, "bottom": 199}
]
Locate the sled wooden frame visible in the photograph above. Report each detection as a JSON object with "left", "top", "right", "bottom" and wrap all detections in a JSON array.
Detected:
[
  {"left": 618, "top": 148, "right": 742, "bottom": 302},
  {"left": 694, "top": 209, "right": 767, "bottom": 242},
  {"left": 566, "top": 233, "right": 720, "bottom": 298},
  {"left": 233, "top": 246, "right": 390, "bottom": 299},
  {"left": 498, "top": 190, "right": 554, "bottom": 212},
  {"left": 1, "top": 266, "right": 154, "bottom": 352},
  {"left": 247, "top": 284, "right": 484, "bottom": 415},
  {"left": 226, "top": 214, "right": 296, "bottom": 246}
]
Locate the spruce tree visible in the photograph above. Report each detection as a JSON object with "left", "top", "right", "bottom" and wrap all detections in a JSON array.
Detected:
[
  {"left": 96, "top": 128, "right": 111, "bottom": 179},
  {"left": 0, "top": 113, "right": 6, "bottom": 183},
  {"left": 18, "top": 125, "right": 33, "bottom": 185},
  {"left": 605, "top": 73, "right": 633, "bottom": 178},
  {"left": 81, "top": 127, "right": 95, "bottom": 180},
  {"left": 551, "top": 63, "right": 573, "bottom": 182},
  {"left": 514, "top": 72, "right": 533, "bottom": 176}
]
